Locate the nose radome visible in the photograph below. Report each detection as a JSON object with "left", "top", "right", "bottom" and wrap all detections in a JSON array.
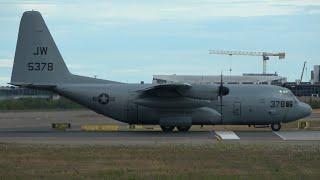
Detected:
[
  {"left": 284, "top": 102, "right": 312, "bottom": 123},
  {"left": 300, "top": 102, "right": 312, "bottom": 118}
]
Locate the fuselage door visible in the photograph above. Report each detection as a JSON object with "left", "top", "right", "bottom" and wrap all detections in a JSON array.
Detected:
[
  {"left": 242, "top": 98, "right": 268, "bottom": 124},
  {"left": 233, "top": 102, "right": 241, "bottom": 116},
  {"left": 266, "top": 100, "right": 288, "bottom": 123}
]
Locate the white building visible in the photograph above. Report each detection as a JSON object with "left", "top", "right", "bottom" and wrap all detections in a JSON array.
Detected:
[
  {"left": 153, "top": 73, "right": 287, "bottom": 85},
  {"left": 311, "top": 65, "right": 320, "bottom": 84}
]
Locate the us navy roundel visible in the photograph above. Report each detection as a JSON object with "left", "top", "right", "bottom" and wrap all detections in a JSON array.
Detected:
[{"left": 98, "top": 93, "right": 109, "bottom": 105}]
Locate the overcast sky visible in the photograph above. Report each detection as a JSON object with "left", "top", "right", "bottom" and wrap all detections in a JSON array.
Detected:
[{"left": 0, "top": 0, "right": 320, "bottom": 85}]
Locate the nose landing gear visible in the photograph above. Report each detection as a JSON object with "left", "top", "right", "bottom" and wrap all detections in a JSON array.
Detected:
[{"left": 270, "top": 123, "right": 281, "bottom": 131}]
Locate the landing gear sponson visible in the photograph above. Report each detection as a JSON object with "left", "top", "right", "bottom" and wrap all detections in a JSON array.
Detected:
[
  {"left": 160, "top": 125, "right": 175, "bottom": 132},
  {"left": 161, "top": 124, "right": 282, "bottom": 132},
  {"left": 176, "top": 126, "right": 191, "bottom": 132}
]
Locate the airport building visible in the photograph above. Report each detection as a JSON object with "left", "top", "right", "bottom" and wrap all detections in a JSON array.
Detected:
[
  {"left": 287, "top": 65, "right": 320, "bottom": 97},
  {"left": 0, "top": 86, "right": 58, "bottom": 100},
  {"left": 311, "top": 65, "right": 320, "bottom": 84},
  {"left": 153, "top": 73, "right": 287, "bottom": 85},
  {"left": 153, "top": 68, "right": 320, "bottom": 97},
  {"left": 284, "top": 83, "right": 320, "bottom": 97}
]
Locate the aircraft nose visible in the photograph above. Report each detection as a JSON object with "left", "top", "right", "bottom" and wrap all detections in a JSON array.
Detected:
[
  {"left": 299, "top": 102, "right": 312, "bottom": 118},
  {"left": 284, "top": 102, "right": 312, "bottom": 122}
]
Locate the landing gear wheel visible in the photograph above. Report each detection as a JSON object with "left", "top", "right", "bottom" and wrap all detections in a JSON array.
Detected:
[
  {"left": 176, "top": 126, "right": 191, "bottom": 132},
  {"left": 160, "top": 125, "right": 175, "bottom": 132},
  {"left": 271, "top": 123, "right": 281, "bottom": 131}
]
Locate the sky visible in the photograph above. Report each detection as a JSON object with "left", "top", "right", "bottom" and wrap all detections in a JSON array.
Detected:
[{"left": 0, "top": 0, "right": 320, "bottom": 85}]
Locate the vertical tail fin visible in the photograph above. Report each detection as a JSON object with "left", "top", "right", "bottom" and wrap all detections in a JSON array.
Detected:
[{"left": 10, "top": 11, "right": 70, "bottom": 86}]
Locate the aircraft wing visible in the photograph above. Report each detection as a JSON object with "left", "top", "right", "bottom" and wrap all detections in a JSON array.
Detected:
[
  {"left": 137, "top": 83, "right": 192, "bottom": 97},
  {"left": 137, "top": 83, "right": 219, "bottom": 100}
]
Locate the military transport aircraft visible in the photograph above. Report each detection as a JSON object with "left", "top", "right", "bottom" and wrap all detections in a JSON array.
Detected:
[{"left": 10, "top": 11, "right": 312, "bottom": 132}]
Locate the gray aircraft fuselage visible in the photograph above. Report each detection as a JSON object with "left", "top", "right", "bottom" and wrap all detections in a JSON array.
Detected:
[
  {"left": 10, "top": 11, "right": 312, "bottom": 132},
  {"left": 55, "top": 83, "right": 311, "bottom": 126}
]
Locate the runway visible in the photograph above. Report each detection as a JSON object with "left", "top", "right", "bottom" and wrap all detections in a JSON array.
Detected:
[
  {"left": 0, "top": 130, "right": 320, "bottom": 145},
  {"left": 1, "top": 110, "right": 320, "bottom": 145}
]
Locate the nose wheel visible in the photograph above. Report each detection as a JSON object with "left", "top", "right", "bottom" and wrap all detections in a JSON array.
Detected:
[{"left": 271, "top": 123, "right": 281, "bottom": 131}]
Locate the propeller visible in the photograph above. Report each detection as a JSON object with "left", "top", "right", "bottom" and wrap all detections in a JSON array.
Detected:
[{"left": 218, "top": 73, "right": 229, "bottom": 123}]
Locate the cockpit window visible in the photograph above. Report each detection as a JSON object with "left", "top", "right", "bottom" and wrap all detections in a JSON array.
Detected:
[
  {"left": 279, "top": 88, "right": 299, "bottom": 102},
  {"left": 279, "top": 89, "right": 294, "bottom": 97}
]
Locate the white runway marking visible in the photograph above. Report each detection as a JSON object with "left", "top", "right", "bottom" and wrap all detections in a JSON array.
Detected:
[
  {"left": 273, "top": 132, "right": 287, "bottom": 140},
  {"left": 274, "top": 131, "right": 320, "bottom": 141},
  {"left": 215, "top": 131, "right": 240, "bottom": 140}
]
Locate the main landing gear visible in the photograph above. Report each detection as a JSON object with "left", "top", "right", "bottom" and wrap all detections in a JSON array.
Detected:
[
  {"left": 160, "top": 125, "right": 191, "bottom": 132},
  {"left": 176, "top": 126, "right": 191, "bottom": 132},
  {"left": 270, "top": 123, "right": 281, "bottom": 131},
  {"left": 160, "top": 125, "right": 175, "bottom": 132}
]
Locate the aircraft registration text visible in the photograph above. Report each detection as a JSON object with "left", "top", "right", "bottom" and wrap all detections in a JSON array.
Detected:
[
  {"left": 27, "top": 62, "right": 54, "bottom": 71},
  {"left": 270, "top": 101, "right": 293, "bottom": 108}
]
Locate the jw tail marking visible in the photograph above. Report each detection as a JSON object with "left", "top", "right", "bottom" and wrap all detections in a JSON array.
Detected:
[{"left": 10, "top": 11, "right": 119, "bottom": 87}]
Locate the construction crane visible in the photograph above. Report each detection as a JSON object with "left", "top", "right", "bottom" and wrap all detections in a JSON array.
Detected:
[
  {"left": 209, "top": 50, "right": 285, "bottom": 74},
  {"left": 300, "top": 61, "right": 307, "bottom": 82}
]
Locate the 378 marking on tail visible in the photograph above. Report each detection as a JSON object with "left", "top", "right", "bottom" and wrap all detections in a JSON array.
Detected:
[{"left": 27, "top": 62, "right": 54, "bottom": 71}]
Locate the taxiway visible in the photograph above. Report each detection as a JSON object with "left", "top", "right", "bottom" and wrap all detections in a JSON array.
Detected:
[{"left": 0, "top": 110, "right": 319, "bottom": 145}]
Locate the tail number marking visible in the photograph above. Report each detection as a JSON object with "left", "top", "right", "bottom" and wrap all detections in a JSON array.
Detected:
[
  {"left": 33, "top": 47, "right": 48, "bottom": 56},
  {"left": 27, "top": 62, "right": 54, "bottom": 71}
]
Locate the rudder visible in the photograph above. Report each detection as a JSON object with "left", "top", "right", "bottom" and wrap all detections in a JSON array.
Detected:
[{"left": 10, "top": 11, "right": 70, "bottom": 86}]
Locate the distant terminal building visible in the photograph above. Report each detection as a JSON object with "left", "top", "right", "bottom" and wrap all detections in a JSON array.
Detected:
[
  {"left": 284, "top": 83, "right": 320, "bottom": 97},
  {"left": 153, "top": 73, "right": 287, "bottom": 85},
  {"left": 0, "top": 86, "right": 58, "bottom": 100},
  {"left": 152, "top": 73, "right": 320, "bottom": 97},
  {"left": 311, "top": 65, "right": 320, "bottom": 84},
  {"left": 286, "top": 65, "right": 320, "bottom": 97}
]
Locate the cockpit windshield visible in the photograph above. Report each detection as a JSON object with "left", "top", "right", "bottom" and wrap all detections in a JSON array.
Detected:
[
  {"left": 279, "top": 89, "right": 294, "bottom": 97},
  {"left": 279, "top": 88, "right": 299, "bottom": 102}
]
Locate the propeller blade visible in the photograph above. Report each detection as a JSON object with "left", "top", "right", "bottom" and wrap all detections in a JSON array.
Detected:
[{"left": 220, "top": 73, "right": 223, "bottom": 123}]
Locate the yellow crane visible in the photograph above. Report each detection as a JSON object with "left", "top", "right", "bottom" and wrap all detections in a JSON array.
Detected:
[{"left": 209, "top": 50, "right": 285, "bottom": 74}]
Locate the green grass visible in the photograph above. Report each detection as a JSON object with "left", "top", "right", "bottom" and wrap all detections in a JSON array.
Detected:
[
  {"left": 0, "top": 143, "right": 320, "bottom": 179},
  {"left": 0, "top": 98, "right": 83, "bottom": 110}
]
